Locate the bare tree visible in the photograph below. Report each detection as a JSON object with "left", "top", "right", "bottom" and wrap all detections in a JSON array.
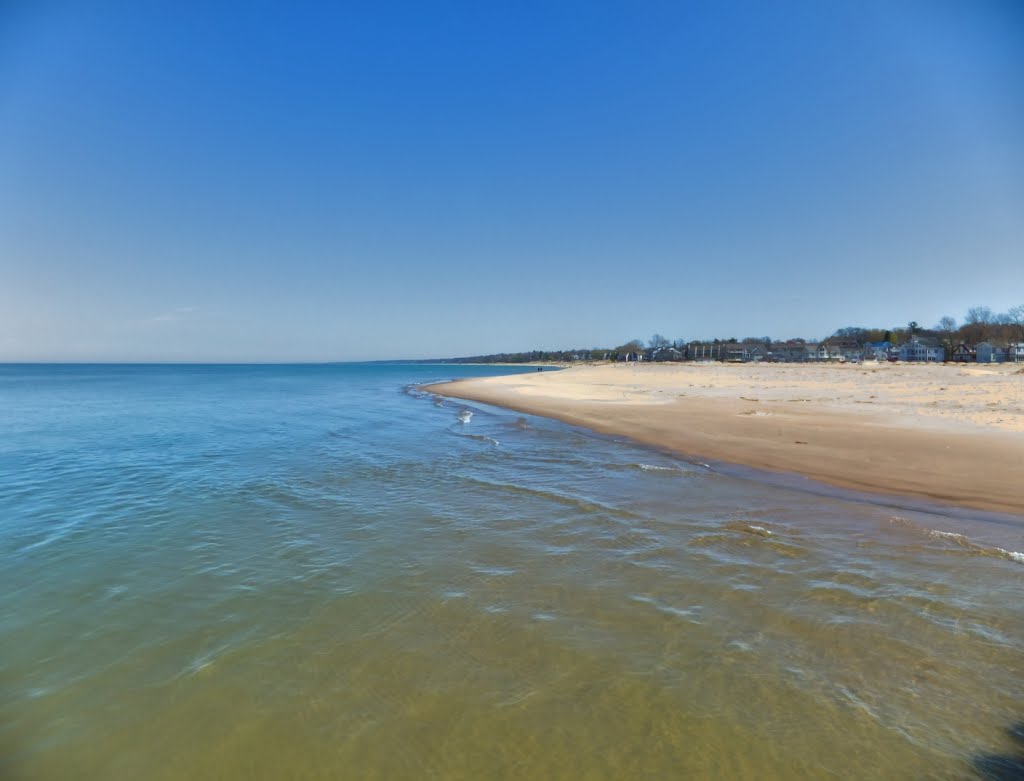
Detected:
[
  {"left": 649, "top": 334, "right": 670, "bottom": 349},
  {"left": 965, "top": 306, "right": 996, "bottom": 325},
  {"left": 833, "top": 326, "right": 868, "bottom": 342},
  {"left": 963, "top": 306, "right": 996, "bottom": 343},
  {"left": 1004, "top": 305, "right": 1024, "bottom": 341},
  {"left": 936, "top": 316, "right": 957, "bottom": 348}
]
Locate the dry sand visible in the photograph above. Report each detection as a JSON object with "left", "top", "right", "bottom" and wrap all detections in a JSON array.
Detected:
[{"left": 426, "top": 362, "right": 1024, "bottom": 515}]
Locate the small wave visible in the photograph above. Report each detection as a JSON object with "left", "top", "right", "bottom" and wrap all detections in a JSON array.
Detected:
[
  {"left": 631, "top": 594, "right": 703, "bottom": 622},
  {"left": 462, "top": 433, "right": 499, "bottom": 446},
  {"left": 928, "top": 530, "right": 967, "bottom": 542},
  {"left": 690, "top": 521, "right": 806, "bottom": 558},
  {"left": 890, "top": 516, "right": 1024, "bottom": 565},
  {"left": 401, "top": 382, "right": 427, "bottom": 398},
  {"left": 471, "top": 565, "right": 516, "bottom": 577},
  {"left": 612, "top": 461, "right": 700, "bottom": 476},
  {"left": 457, "top": 475, "right": 641, "bottom": 519},
  {"left": 722, "top": 520, "right": 777, "bottom": 538},
  {"left": 997, "top": 548, "right": 1024, "bottom": 564},
  {"left": 17, "top": 517, "right": 83, "bottom": 554}
]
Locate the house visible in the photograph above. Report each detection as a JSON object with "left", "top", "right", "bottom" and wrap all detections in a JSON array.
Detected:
[
  {"left": 1009, "top": 343, "right": 1024, "bottom": 363},
  {"left": 863, "top": 341, "right": 892, "bottom": 361},
  {"left": 768, "top": 342, "right": 810, "bottom": 362},
  {"left": 652, "top": 347, "right": 683, "bottom": 362},
  {"left": 976, "top": 342, "right": 1008, "bottom": 363},
  {"left": 951, "top": 343, "right": 976, "bottom": 363},
  {"left": 744, "top": 344, "right": 767, "bottom": 362},
  {"left": 821, "top": 338, "right": 864, "bottom": 362},
  {"left": 898, "top": 337, "right": 944, "bottom": 362},
  {"left": 724, "top": 342, "right": 767, "bottom": 362},
  {"left": 687, "top": 343, "right": 724, "bottom": 361}
]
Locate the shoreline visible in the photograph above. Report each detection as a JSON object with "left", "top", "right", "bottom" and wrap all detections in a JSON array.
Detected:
[{"left": 424, "top": 363, "right": 1024, "bottom": 517}]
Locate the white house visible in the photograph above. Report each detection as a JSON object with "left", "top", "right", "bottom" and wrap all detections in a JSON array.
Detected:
[{"left": 898, "top": 337, "right": 943, "bottom": 362}]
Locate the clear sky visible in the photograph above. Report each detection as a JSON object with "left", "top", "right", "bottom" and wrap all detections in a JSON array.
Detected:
[{"left": 1, "top": 1, "right": 1022, "bottom": 361}]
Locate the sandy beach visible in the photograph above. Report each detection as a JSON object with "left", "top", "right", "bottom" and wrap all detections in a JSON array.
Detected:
[{"left": 426, "top": 362, "right": 1024, "bottom": 515}]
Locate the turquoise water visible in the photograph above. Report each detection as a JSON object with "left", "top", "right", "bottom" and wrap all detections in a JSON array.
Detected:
[{"left": 2, "top": 363, "right": 1022, "bottom": 779}]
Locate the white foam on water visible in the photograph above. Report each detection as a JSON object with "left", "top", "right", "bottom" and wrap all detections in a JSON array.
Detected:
[
  {"left": 637, "top": 463, "right": 676, "bottom": 472},
  {"left": 928, "top": 530, "right": 967, "bottom": 541},
  {"left": 471, "top": 565, "right": 516, "bottom": 577},
  {"left": 899, "top": 519, "right": 1024, "bottom": 565}
]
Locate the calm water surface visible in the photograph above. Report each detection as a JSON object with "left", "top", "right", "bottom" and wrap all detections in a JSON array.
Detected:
[{"left": 2, "top": 364, "right": 1022, "bottom": 779}]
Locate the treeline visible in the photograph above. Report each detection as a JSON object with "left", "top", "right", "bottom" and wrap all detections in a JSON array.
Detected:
[
  {"left": 435, "top": 349, "right": 608, "bottom": 364},
  {"left": 825, "top": 304, "right": 1024, "bottom": 349},
  {"left": 443, "top": 304, "right": 1024, "bottom": 363}
]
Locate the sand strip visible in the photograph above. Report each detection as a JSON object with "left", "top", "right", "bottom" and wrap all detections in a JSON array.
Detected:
[{"left": 425, "top": 363, "right": 1024, "bottom": 515}]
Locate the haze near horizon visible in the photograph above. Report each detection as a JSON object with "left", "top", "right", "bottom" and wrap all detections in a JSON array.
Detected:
[{"left": 1, "top": 1, "right": 1022, "bottom": 362}]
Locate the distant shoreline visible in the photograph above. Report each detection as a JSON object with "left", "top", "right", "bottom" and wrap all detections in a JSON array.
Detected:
[{"left": 425, "top": 362, "right": 1024, "bottom": 517}]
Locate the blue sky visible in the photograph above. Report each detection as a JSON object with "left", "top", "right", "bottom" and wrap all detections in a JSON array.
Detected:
[{"left": 1, "top": 0, "right": 1022, "bottom": 361}]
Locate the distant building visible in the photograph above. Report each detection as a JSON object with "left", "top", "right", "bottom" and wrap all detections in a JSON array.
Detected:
[
  {"left": 976, "top": 342, "right": 1008, "bottom": 363},
  {"left": 768, "top": 342, "right": 810, "bottom": 362},
  {"left": 724, "top": 342, "right": 767, "bottom": 362},
  {"left": 951, "top": 343, "right": 976, "bottom": 363},
  {"left": 652, "top": 347, "right": 683, "bottom": 362},
  {"left": 863, "top": 341, "right": 893, "bottom": 361},
  {"left": 898, "top": 337, "right": 943, "bottom": 362},
  {"left": 687, "top": 343, "right": 724, "bottom": 361},
  {"left": 821, "top": 338, "right": 864, "bottom": 362},
  {"left": 1009, "top": 343, "right": 1024, "bottom": 363}
]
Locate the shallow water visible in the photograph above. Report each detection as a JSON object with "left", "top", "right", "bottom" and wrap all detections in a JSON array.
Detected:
[{"left": 2, "top": 364, "right": 1022, "bottom": 779}]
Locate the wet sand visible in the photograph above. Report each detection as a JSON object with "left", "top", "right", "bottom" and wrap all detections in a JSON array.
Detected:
[{"left": 425, "top": 362, "right": 1024, "bottom": 515}]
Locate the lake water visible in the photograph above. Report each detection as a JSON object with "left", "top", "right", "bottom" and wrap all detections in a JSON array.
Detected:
[{"left": 2, "top": 363, "right": 1022, "bottom": 779}]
